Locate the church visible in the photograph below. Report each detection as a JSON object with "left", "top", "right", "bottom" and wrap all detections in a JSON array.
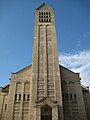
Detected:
[{"left": 0, "top": 3, "right": 90, "bottom": 120}]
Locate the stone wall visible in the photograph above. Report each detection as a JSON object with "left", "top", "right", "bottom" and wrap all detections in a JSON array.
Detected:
[{"left": 60, "top": 65, "right": 87, "bottom": 120}]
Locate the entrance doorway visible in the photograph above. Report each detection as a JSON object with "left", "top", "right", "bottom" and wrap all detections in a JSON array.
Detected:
[{"left": 41, "top": 104, "right": 52, "bottom": 120}]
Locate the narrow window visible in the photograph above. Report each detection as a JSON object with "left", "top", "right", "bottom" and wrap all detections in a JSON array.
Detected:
[
  {"left": 15, "top": 94, "right": 17, "bottom": 101},
  {"left": 5, "top": 104, "right": 7, "bottom": 111},
  {"left": 23, "top": 94, "right": 26, "bottom": 101},
  {"left": 46, "top": 19, "right": 48, "bottom": 22},
  {"left": 41, "top": 19, "right": 43, "bottom": 22},
  {"left": 70, "top": 94, "right": 72, "bottom": 100},
  {"left": 74, "top": 94, "right": 76, "bottom": 100},
  {"left": 46, "top": 12, "right": 48, "bottom": 15},
  {"left": 19, "top": 94, "right": 21, "bottom": 101},
  {"left": 49, "top": 19, "right": 51, "bottom": 22},
  {"left": 27, "top": 94, "right": 30, "bottom": 101}
]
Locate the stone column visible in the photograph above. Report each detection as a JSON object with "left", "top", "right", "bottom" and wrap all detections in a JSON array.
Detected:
[
  {"left": 5, "top": 80, "right": 16, "bottom": 120},
  {"left": 52, "top": 106, "right": 58, "bottom": 120},
  {"left": 20, "top": 82, "right": 24, "bottom": 120},
  {"left": 0, "top": 93, "right": 4, "bottom": 118},
  {"left": 36, "top": 107, "right": 41, "bottom": 120},
  {"left": 75, "top": 81, "right": 87, "bottom": 120}
]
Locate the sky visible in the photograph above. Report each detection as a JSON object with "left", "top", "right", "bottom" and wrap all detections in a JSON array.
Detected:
[{"left": 0, "top": 0, "right": 90, "bottom": 88}]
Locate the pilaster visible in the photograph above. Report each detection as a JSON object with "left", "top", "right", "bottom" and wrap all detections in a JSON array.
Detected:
[{"left": 5, "top": 81, "right": 16, "bottom": 120}]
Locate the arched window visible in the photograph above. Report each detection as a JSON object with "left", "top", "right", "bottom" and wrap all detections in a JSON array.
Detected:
[
  {"left": 15, "top": 82, "right": 22, "bottom": 102},
  {"left": 24, "top": 82, "right": 30, "bottom": 93},
  {"left": 69, "top": 82, "right": 75, "bottom": 93},
  {"left": 16, "top": 82, "right": 22, "bottom": 93},
  {"left": 23, "top": 82, "right": 30, "bottom": 101}
]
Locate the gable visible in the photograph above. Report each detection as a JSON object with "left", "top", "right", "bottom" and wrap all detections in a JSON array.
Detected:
[
  {"left": 60, "top": 65, "right": 80, "bottom": 82},
  {"left": 11, "top": 65, "right": 32, "bottom": 82},
  {"left": 36, "top": 3, "right": 54, "bottom": 11},
  {"left": 1, "top": 84, "right": 10, "bottom": 92},
  {"left": 11, "top": 64, "right": 80, "bottom": 82}
]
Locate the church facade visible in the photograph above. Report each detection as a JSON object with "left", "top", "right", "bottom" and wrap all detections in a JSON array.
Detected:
[{"left": 0, "top": 3, "right": 90, "bottom": 120}]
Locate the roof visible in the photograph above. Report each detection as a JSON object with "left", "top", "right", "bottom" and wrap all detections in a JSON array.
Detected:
[
  {"left": 81, "top": 84, "right": 89, "bottom": 92},
  {"left": 60, "top": 64, "right": 80, "bottom": 75},
  {"left": 1, "top": 64, "right": 89, "bottom": 92},
  {"left": 1, "top": 84, "right": 10, "bottom": 92},
  {"left": 35, "top": 3, "right": 54, "bottom": 10},
  {"left": 11, "top": 64, "right": 78, "bottom": 75},
  {"left": 11, "top": 64, "right": 32, "bottom": 74}
]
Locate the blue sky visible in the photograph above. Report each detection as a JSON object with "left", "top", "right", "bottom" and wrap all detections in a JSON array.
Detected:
[{"left": 0, "top": 0, "right": 90, "bottom": 87}]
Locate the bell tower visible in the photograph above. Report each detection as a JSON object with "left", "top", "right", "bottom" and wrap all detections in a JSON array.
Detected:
[{"left": 30, "top": 3, "right": 63, "bottom": 120}]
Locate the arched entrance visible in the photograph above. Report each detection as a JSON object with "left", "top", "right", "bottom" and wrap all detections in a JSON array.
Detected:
[{"left": 41, "top": 104, "right": 52, "bottom": 120}]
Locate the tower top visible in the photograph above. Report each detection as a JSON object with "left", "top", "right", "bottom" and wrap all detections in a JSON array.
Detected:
[
  {"left": 35, "top": 3, "right": 55, "bottom": 24},
  {"left": 35, "top": 3, "right": 54, "bottom": 11}
]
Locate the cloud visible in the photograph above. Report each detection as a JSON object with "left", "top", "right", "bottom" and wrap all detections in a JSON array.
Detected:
[{"left": 59, "top": 51, "right": 90, "bottom": 88}]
